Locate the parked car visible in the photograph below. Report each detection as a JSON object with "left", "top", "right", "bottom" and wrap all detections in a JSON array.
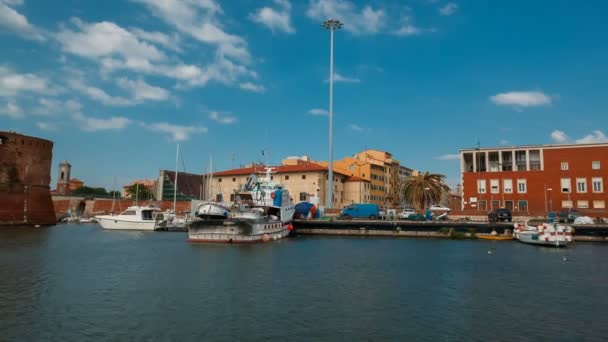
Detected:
[
  {"left": 339, "top": 203, "right": 380, "bottom": 219},
  {"left": 399, "top": 208, "right": 416, "bottom": 219},
  {"left": 429, "top": 204, "right": 451, "bottom": 212},
  {"left": 556, "top": 209, "right": 581, "bottom": 223},
  {"left": 488, "top": 208, "right": 512, "bottom": 222}
]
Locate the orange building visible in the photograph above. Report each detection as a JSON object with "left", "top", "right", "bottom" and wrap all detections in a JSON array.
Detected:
[
  {"left": 69, "top": 178, "right": 84, "bottom": 191},
  {"left": 460, "top": 143, "right": 608, "bottom": 216}
]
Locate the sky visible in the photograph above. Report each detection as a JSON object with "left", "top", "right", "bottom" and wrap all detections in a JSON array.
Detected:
[{"left": 1, "top": 0, "right": 608, "bottom": 190}]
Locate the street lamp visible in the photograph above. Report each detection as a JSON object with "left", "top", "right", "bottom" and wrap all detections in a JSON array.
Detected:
[{"left": 322, "top": 19, "right": 343, "bottom": 209}]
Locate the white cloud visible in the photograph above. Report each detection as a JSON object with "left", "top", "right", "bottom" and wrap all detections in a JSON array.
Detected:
[
  {"left": 499, "top": 139, "right": 510, "bottom": 146},
  {"left": 134, "top": 0, "right": 250, "bottom": 63},
  {"left": 551, "top": 130, "right": 569, "bottom": 144},
  {"left": 439, "top": 3, "right": 458, "bottom": 16},
  {"left": 68, "top": 78, "right": 134, "bottom": 106},
  {"left": 56, "top": 18, "right": 167, "bottom": 63},
  {"left": 348, "top": 123, "right": 364, "bottom": 132},
  {"left": 239, "top": 82, "right": 266, "bottom": 93},
  {"left": 307, "top": 0, "right": 385, "bottom": 35},
  {"left": 130, "top": 28, "right": 182, "bottom": 52},
  {"left": 575, "top": 130, "right": 608, "bottom": 144},
  {"left": 0, "top": 1, "right": 45, "bottom": 41},
  {"left": 326, "top": 72, "right": 360, "bottom": 83},
  {"left": 490, "top": 91, "right": 552, "bottom": 107},
  {"left": 73, "top": 112, "right": 131, "bottom": 132},
  {"left": 393, "top": 24, "right": 422, "bottom": 36},
  {"left": 250, "top": 0, "right": 295, "bottom": 34},
  {"left": 117, "top": 78, "right": 169, "bottom": 101},
  {"left": 436, "top": 154, "right": 460, "bottom": 160},
  {"left": 0, "top": 66, "right": 50, "bottom": 96},
  {"left": 36, "top": 122, "right": 58, "bottom": 131},
  {"left": 143, "top": 122, "right": 207, "bottom": 141},
  {"left": 308, "top": 108, "right": 328, "bottom": 116},
  {"left": 0, "top": 101, "right": 24, "bottom": 119},
  {"left": 208, "top": 111, "right": 237, "bottom": 124},
  {"left": 550, "top": 130, "right": 608, "bottom": 144}
]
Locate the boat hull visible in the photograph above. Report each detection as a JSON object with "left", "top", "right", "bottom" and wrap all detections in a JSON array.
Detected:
[
  {"left": 514, "top": 231, "right": 570, "bottom": 247},
  {"left": 477, "top": 234, "right": 514, "bottom": 241},
  {"left": 188, "top": 219, "right": 291, "bottom": 243},
  {"left": 95, "top": 216, "right": 159, "bottom": 231}
]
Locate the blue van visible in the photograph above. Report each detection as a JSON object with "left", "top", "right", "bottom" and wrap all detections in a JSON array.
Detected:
[{"left": 339, "top": 203, "right": 380, "bottom": 219}]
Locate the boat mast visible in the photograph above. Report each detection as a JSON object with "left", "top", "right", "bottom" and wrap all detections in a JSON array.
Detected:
[
  {"left": 111, "top": 176, "right": 116, "bottom": 214},
  {"left": 135, "top": 182, "right": 139, "bottom": 206},
  {"left": 208, "top": 155, "right": 213, "bottom": 202},
  {"left": 173, "top": 143, "right": 179, "bottom": 214}
]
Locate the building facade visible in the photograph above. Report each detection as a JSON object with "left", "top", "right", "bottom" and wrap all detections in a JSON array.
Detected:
[
  {"left": 460, "top": 143, "right": 608, "bottom": 216},
  {"left": 210, "top": 161, "right": 368, "bottom": 209}
]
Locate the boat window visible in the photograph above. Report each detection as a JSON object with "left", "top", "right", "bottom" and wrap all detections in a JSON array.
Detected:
[
  {"left": 141, "top": 210, "right": 154, "bottom": 220},
  {"left": 121, "top": 210, "right": 137, "bottom": 215}
]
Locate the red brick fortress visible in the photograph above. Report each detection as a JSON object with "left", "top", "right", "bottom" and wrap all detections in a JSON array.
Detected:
[{"left": 0, "top": 131, "right": 56, "bottom": 225}]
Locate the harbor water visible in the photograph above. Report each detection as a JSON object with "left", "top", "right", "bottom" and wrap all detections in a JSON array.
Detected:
[{"left": 2, "top": 224, "right": 607, "bottom": 341}]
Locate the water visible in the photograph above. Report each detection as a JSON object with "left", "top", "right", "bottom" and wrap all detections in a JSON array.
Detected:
[{"left": 1, "top": 224, "right": 607, "bottom": 341}]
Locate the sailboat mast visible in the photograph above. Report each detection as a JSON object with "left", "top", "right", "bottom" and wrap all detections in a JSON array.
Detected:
[
  {"left": 135, "top": 182, "right": 139, "bottom": 206},
  {"left": 209, "top": 155, "right": 213, "bottom": 202},
  {"left": 173, "top": 143, "right": 179, "bottom": 214},
  {"left": 111, "top": 177, "right": 116, "bottom": 214}
]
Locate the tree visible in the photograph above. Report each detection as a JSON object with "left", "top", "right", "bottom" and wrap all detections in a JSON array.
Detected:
[
  {"left": 125, "top": 183, "right": 155, "bottom": 200},
  {"left": 402, "top": 172, "right": 450, "bottom": 211},
  {"left": 72, "top": 186, "right": 109, "bottom": 196}
]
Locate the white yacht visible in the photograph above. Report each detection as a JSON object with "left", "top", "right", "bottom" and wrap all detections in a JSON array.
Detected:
[
  {"left": 513, "top": 222, "right": 573, "bottom": 247},
  {"left": 95, "top": 206, "right": 165, "bottom": 231}
]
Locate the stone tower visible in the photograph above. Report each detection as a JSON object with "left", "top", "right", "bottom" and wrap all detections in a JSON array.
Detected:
[{"left": 56, "top": 160, "right": 71, "bottom": 195}]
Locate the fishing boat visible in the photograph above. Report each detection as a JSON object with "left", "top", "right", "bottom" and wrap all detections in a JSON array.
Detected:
[
  {"left": 188, "top": 168, "right": 295, "bottom": 243},
  {"left": 95, "top": 206, "right": 165, "bottom": 230},
  {"left": 513, "top": 222, "right": 572, "bottom": 247}
]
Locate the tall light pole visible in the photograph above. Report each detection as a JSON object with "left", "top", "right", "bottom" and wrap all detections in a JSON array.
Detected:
[{"left": 323, "top": 19, "right": 343, "bottom": 209}]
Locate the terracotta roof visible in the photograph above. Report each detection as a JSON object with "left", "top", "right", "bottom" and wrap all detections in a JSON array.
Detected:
[
  {"left": 214, "top": 162, "right": 350, "bottom": 177},
  {"left": 347, "top": 176, "right": 369, "bottom": 182}
]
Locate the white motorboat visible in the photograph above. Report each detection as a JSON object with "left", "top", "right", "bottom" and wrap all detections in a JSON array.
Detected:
[
  {"left": 513, "top": 222, "right": 573, "bottom": 247},
  {"left": 188, "top": 168, "right": 295, "bottom": 243},
  {"left": 194, "top": 201, "right": 230, "bottom": 219},
  {"left": 78, "top": 217, "right": 97, "bottom": 223},
  {"left": 95, "top": 206, "right": 165, "bottom": 231}
]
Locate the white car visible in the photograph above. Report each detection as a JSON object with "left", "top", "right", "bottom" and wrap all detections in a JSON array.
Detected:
[
  {"left": 429, "top": 204, "right": 451, "bottom": 212},
  {"left": 399, "top": 208, "right": 416, "bottom": 219}
]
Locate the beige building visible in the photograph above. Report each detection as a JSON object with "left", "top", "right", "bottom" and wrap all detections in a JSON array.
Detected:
[{"left": 210, "top": 158, "right": 370, "bottom": 208}]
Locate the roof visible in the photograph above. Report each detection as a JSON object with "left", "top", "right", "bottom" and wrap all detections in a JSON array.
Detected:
[
  {"left": 347, "top": 176, "right": 370, "bottom": 182},
  {"left": 213, "top": 162, "right": 350, "bottom": 177}
]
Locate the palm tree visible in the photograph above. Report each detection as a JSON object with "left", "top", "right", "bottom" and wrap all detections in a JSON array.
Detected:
[{"left": 402, "top": 172, "right": 450, "bottom": 211}]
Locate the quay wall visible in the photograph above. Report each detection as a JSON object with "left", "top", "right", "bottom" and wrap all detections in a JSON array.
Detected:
[
  {"left": 292, "top": 220, "right": 608, "bottom": 242},
  {"left": 0, "top": 132, "right": 55, "bottom": 226},
  {"left": 52, "top": 197, "right": 193, "bottom": 218}
]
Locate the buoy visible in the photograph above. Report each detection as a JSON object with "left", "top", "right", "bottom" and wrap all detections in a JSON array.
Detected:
[
  {"left": 261, "top": 234, "right": 270, "bottom": 242},
  {"left": 563, "top": 256, "right": 568, "bottom": 262},
  {"left": 488, "top": 250, "right": 493, "bottom": 255},
  {"left": 288, "top": 224, "right": 294, "bottom": 231}
]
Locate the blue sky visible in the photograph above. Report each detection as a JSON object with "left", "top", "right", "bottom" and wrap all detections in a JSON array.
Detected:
[{"left": 2, "top": 0, "right": 608, "bottom": 189}]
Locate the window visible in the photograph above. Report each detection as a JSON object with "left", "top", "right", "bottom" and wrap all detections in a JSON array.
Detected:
[
  {"left": 593, "top": 200, "right": 605, "bottom": 209},
  {"left": 592, "top": 161, "right": 600, "bottom": 170},
  {"left": 560, "top": 162, "right": 569, "bottom": 170},
  {"left": 576, "top": 178, "right": 587, "bottom": 193},
  {"left": 503, "top": 179, "right": 513, "bottom": 193},
  {"left": 230, "top": 194, "right": 235, "bottom": 202},
  {"left": 218, "top": 178, "right": 222, "bottom": 183},
  {"left": 285, "top": 175, "right": 289, "bottom": 180},
  {"left": 216, "top": 193, "right": 223, "bottom": 202},
  {"left": 560, "top": 178, "right": 571, "bottom": 193},
  {"left": 517, "top": 179, "right": 526, "bottom": 193},
  {"left": 478, "top": 179, "right": 486, "bottom": 194},
  {"left": 592, "top": 177, "right": 603, "bottom": 193},
  {"left": 490, "top": 179, "right": 499, "bottom": 194},
  {"left": 577, "top": 200, "right": 589, "bottom": 209},
  {"left": 232, "top": 177, "right": 236, "bottom": 182},
  {"left": 299, "top": 192, "right": 307, "bottom": 201},
  {"left": 518, "top": 200, "right": 528, "bottom": 212},
  {"left": 491, "top": 200, "right": 500, "bottom": 209},
  {"left": 302, "top": 175, "right": 306, "bottom": 180},
  {"left": 562, "top": 200, "right": 572, "bottom": 208},
  {"left": 504, "top": 200, "right": 514, "bottom": 211},
  {"left": 478, "top": 200, "right": 487, "bottom": 211}
]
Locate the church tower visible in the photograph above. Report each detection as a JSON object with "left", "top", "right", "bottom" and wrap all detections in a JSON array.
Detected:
[{"left": 56, "top": 160, "right": 71, "bottom": 195}]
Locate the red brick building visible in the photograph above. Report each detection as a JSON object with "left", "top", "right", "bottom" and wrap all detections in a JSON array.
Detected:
[{"left": 460, "top": 143, "right": 608, "bottom": 216}]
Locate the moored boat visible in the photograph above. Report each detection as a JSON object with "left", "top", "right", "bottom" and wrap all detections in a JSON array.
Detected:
[
  {"left": 188, "top": 168, "right": 295, "bottom": 243},
  {"left": 513, "top": 222, "right": 572, "bottom": 247},
  {"left": 95, "top": 206, "right": 165, "bottom": 231},
  {"left": 194, "top": 201, "right": 230, "bottom": 219}
]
